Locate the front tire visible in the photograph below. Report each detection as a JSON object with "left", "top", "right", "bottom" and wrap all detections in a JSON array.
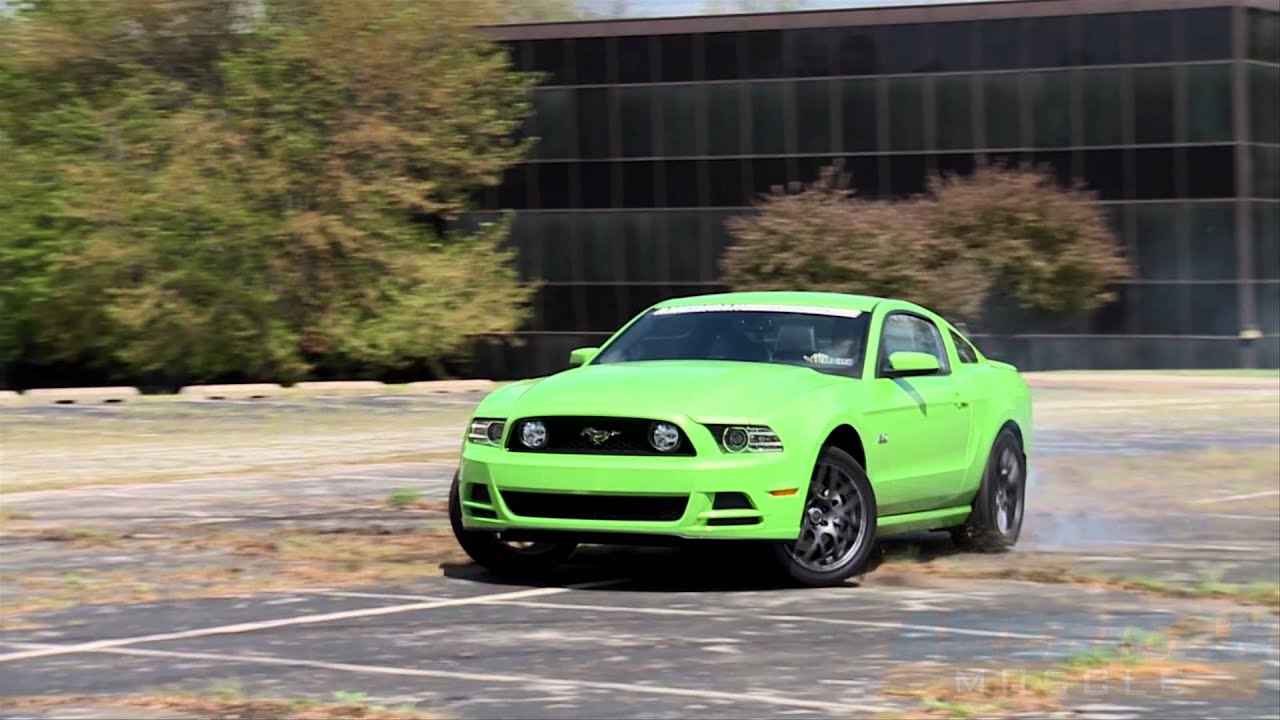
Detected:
[
  {"left": 771, "top": 446, "right": 877, "bottom": 587},
  {"left": 951, "top": 427, "right": 1025, "bottom": 552},
  {"left": 448, "top": 472, "right": 577, "bottom": 577}
]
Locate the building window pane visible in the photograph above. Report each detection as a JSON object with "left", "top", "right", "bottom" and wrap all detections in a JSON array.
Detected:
[
  {"left": 1083, "top": 149, "right": 1126, "bottom": 199},
  {"left": 664, "top": 160, "right": 699, "bottom": 208},
  {"left": 882, "top": 24, "right": 931, "bottom": 74},
  {"left": 659, "top": 85, "right": 698, "bottom": 157},
  {"left": 982, "top": 74, "right": 1022, "bottom": 149},
  {"left": 749, "top": 82, "right": 787, "bottom": 155},
  {"left": 1079, "top": 13, "right": 1131, "bottom": 66},
  {"left": 1080, "top": 69, "right": 1125, "bottom": 146},
  {"left": 618, "top": 87, "right": 653, "bottom": 158},
  {"left": 1136, "top": 283, "right": 1183, "bottom": 335},
  {"left": 707, "top": 159, "right": 747, "bottom": 207},
  {"left": 535, "top": 163, "right": 571, "bottom": 209},
  {"left": 659, "top": 34, "right": 695, "bottom": 82},
  {"left": 620, "top": 212, "right": 661, "bottom": 283},
  {"left": 1133, "top": 67, "right": 1175, "bottom": 145},
  {"left": 578, "top": 162, "right": 612, "bottom": 208},
  {"left": 935, "top": 75, "right": 974, "bottom": 150},
  {"left": 786, "top": 28, "right": 835, "bottom": 77},
  {"left": 1248, "top": 9, "right": 1280, "bottom": 63},
  {"left": 1255, "top": 203, "right": 1280, "bottom": 280},
  {"left": 1027, "top": 71, "right": 1072, "bottom": 147},
  {"left": 888, "top": 77, "right": 926, "bottom": 152},
  {"left": 1254, "top": 145, "right": 1280, "bottom": 200},
  {"left": 888, "top": 155, "right": 927, "bottom": 197},
  {"left": 1250, "top": 64, "right": 1280, "bottom": 145},
  {"left": 616, "top": 36, "right": 651, "bottom": 84},
  {"left": 1133, "top": 204, "right": 1180, "bottom": 281},
  {"left": 573, "top": 38, "right": 608, "bottom": 85},
  {"left": 531, "top": 40, "right": 568, "bottom": 86},
  {"left": 841, "top": 79, "right": 879, "bottom": 152},
  {"left": 795, "top": 80, "right": 833, "bottom": 154},
  {"left": 529, "top": 89, "right": 575, "bottom": 159},
  {"left": 669, "top": 211, "right": 711, "bottom": 283},
  {"left": 1186, "top": 145, "right": 1235, "bottom": 199},
  {"left": 532, "top": 214, "right": 574, "bottom": 282},
  {"left": 621, "top": 161, "right": 656, "bottom": 208},
  {"left": 706, "top": 83, "right": 742, "bottom": 156},
  {"left": 1182, "top": 7, "right": 1233, "bottom": 61},
  {"left": 1187, "top": 64, "right": 1233, "bottom": 143},
  {"left": 750, "top": 158, "right": 789, "bottom": 198},
  {"left": 746, "top": 30, "right": 784, "bottom": 79},
  {"left": 930, "top": 22, "right": 974, "bottom": 72},
  {"left": 1187, "top": 203, "right": 1237, "bottom": 281},
  {"left": 836, "top": 27, "right": 880, "bottom": 76},
  {"left": 1134, "top": 148, "right": 1176, "bottom": 199},
  {"left": 978, "top": 19, "right": 1021, "bottom": 70},
  {"left": 1187, "top": 284, "right": 1240, "bottom": 335},
  {"left": 1258, "top": 282, "right": 1280, "bottom": 335},
  {"left": 576, "top": 88, "right": 611, "bottom": 159},
  {"left": 579, "top": 213, "right": 621, "bottom": 283},
  {"left": 1131, "top": 11, "right": 1174, "bottom": 64},
  {"left": 704, "top": 32, "right": 740, "bottom": 81},
  {"left": 1026, "top": 16, "right": 1073, "bottom": 68}
]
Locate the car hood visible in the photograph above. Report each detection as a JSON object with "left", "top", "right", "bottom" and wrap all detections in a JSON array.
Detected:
[{"left": 510, "top": 360, "right": 845, "bottom": 422}]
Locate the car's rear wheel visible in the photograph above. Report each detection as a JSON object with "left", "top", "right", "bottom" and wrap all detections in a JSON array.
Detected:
[
  {"left": 448, "top": 472, "right": 577, "bottom": 576},
  {"left": 771, "top": 446, "right": 877, "bottom": 587},
  {"left": 950, "top": 427, "right": 1025, "bottom": 552}
]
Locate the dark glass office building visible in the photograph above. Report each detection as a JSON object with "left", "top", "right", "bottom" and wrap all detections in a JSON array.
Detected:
[{"left": 468, "top": 0, "right": 1280, "bottom": 378}]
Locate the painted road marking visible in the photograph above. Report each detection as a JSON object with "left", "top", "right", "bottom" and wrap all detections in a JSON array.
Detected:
[
  {"left": 1192, "top": 490, "right": 1280, "bottom": 505},
  {"left": 1, "top": 642, "right": 894, "bottom": 715},
  {"left": 0, "top": 580, "right": 623, "bottom": 664},
  {"left": 492, "top": 600, "right": 1053, "bottom": 641}
]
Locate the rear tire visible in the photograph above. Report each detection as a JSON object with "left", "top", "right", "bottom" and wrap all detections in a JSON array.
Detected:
[
  {"left": 448, "top": 472, "right": 577, "bottom": 576},
  {"left": 951, "top": 427, "right": 1025, "bottom": 552},
  {"left": 771, "top": 446, "right": 877, "bottom": 587}
]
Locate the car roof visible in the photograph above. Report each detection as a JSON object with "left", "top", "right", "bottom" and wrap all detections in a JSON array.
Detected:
[{"left": 652, "top": 291, "right": 888, "bottom": 314}]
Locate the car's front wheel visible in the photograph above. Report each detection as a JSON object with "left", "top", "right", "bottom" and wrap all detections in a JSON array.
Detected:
[
  {"left": 447, "top": 472, "right": 577, "bottom": 576},
  {"left": 771, "top": 446, "right": 877, "bottom": 587}
]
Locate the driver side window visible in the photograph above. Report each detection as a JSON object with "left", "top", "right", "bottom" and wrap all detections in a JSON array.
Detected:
[{"left": 880, "top": 313, "right": 949, "bottom": 374}]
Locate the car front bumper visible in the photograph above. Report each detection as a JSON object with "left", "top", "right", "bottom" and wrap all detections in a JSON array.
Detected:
[{"left": 457, "top": 444, "right": 811, "bottom": 541}]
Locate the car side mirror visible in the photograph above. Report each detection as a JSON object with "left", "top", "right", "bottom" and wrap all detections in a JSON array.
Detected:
[
  {"left": 568, "top": 346, "right": 599, "bottom": 367},
  {"left": 884, "top": 350, "right": 940, "bottom": 377}
]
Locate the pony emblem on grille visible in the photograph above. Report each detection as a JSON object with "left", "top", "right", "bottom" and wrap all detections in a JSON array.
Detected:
[{"left": 580, "top": 427, "right": 621, "bottom": 446}]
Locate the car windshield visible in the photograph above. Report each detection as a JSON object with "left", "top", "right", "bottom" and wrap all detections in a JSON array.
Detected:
[{"left": 592, "top": 305, "right": 871, "bottom": 377}]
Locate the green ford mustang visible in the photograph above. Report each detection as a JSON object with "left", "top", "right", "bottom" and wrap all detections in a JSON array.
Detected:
[{"left": 449, "top": 291, "right": 1031, "bottom": 586}]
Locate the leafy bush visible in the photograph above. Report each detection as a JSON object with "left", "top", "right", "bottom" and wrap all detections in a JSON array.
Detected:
[{"left": 721, "top": 158, "right": 1131, "bottom": 324}]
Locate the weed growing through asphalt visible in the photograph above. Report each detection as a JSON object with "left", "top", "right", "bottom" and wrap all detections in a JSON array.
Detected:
[{"left": 387, "top": 487, "right": 424, "bottom": 509}]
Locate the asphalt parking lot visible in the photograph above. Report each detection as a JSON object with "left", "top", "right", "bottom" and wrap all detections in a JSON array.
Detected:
[{"left": 1, "top": 375, "right": 1278, "bottom": 719}]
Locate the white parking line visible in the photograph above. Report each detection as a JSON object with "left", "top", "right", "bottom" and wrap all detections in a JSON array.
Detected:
[
  {"left": 492, "top": 600, "right": 1053, "bottom": 641},
  {"left": 0, "top": 581, "right": 622, "bottom": 664},
  {"left": 1192, "top": 490, "right": 1280, "bottom": 505},
  {"left": 3, "top": 642, "right": 893, "bottom": 715}
]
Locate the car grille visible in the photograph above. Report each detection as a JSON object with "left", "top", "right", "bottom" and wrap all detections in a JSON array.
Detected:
[
  {"left": 501, "top": 491, "right": 689, "bottom": 522},
  {"left": 505, "top": 416, "right": 696, "bottom": 456}
]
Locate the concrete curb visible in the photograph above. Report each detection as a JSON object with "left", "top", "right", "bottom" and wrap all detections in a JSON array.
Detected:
[
  {"left": 178, "top": 383, "right": 283, "bottom": 400},
  {"left": 291, "top": 381, "right": 387, "bottom": 395},
  {"left": 22, "top": 386, "right": 141, "bottom": 404},
  {"left": 406, "top": 380, "right": 497, "bottom": 394}
]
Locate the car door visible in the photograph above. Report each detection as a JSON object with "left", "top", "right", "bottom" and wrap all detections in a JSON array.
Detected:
[{"left": 862, "top": 311, "right": 975, "bottom": 515}]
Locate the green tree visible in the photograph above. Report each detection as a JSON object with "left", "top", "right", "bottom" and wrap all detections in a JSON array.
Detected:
[
  {"left": 720, "top": 159, "right": 1130, "bottom": 324},
  {"left": 2, "top": 0, "right": 538, "bottom": 384}
]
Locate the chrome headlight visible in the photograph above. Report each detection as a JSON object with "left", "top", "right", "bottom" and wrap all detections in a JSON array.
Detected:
[
  {"left": 709, "top": 424, "right": 783, "bottom": 453},
  {"left": 468, "top": 418, "right": 506, "bottom": 446}
]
